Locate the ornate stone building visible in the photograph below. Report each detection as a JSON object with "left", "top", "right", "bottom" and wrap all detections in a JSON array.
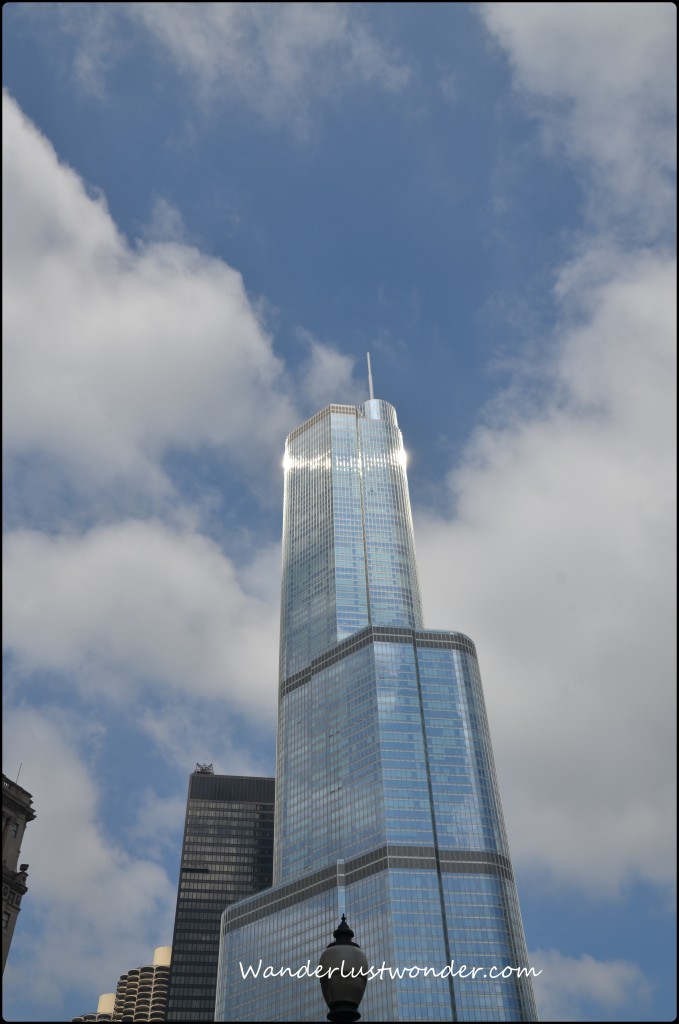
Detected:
[{"left": 2, "top": 773, "right": 36, "bottom": 973}]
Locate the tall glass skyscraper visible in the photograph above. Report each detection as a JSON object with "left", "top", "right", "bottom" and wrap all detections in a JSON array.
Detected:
[{"left": 215, "top": 398, "right": 537, "bottom": 1022}]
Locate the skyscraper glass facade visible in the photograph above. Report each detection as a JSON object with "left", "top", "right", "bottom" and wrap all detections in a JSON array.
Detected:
[
  {"left": 280, "top": 400, "right": 422, "bottom": 680},
  {"left": 216, "top": 400, "right": 537, "bottom": 1022},
  {"left": 167, "top": 770, "right": 274, "bottom": 1021}
]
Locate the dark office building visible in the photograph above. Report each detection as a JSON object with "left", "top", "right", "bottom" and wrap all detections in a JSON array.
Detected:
[{"left": 166, "top": 766, "right": 274, "bottom": 1021}]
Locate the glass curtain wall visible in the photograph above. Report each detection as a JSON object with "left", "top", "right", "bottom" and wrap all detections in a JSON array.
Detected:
[{"left": 216, "top": 400, "right": 537, "bottom": 1022}]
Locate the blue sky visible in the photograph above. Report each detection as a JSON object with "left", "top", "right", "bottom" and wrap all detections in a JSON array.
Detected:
[{"left": 2, "top": 4, "right": 675, "bottom": 1021}]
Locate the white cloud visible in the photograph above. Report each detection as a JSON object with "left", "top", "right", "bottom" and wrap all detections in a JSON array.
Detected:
[
  {"left": 437, "top": 63, "right": 458, "bottom": 105},
  {"left": 2, "top": 90, "right": 297, "bottom": 504},
  {"left": 417, "top": 246, "right": 676, "bottom": 894},
  {"left": 415, "top": 1, "right": 677, "bottom": 899},
  {"left": 297, "top": 329, "right": 360, "bottom": 411},
  {"left": 126, "top": 788, "right": 187, "bottom": 861},
  {"left": 480, "top": 2, "right": 676, "bottom": 231},
  {"left": 529, "top": 948, "right": 653, "bottom": 1021},
  {"left": 29, "top": 2, "right": 411, "bottom": 135},
  {"left": 238, "top": 539, "right": 285, "bottom": 607},
  {"left": 131, "top": 2, "right": 410, "bottom": 131},
  {"left": 142, "top": 196, "right": 190, "bottom": 244},
  {"left": 133, "top": 694, "right": 276, "bottom": 777},
  {"left": 3, "top": 519, "right": 280, "bottom": 716},
  {"left": 1, "top": 707, "right": 176, "bottom": 1020},
  {"left": 2, "top": 90, "right": 367, "bottom": 523}
]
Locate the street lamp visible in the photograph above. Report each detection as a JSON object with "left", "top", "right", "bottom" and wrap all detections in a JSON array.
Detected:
[{"left": 319, "top": 915, "right": 369, "bottom": 1022}]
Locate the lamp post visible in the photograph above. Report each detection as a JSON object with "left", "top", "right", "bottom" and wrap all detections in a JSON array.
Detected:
[{"left": 318, "top": 915, "right": 369, "bottom": 1022}]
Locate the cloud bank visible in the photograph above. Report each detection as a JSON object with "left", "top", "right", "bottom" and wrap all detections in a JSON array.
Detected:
[
  {"left": 31, "top": 2, "right": 411, "bottom": 135},
  {"left": 416, "top": 2, "right": 675, "bottom": 895},
  {"left": 3, "top": 91, "right": 297, "bottom": 502},
  {"left": 2, "top": 85, "right": 354, "bottom": 1018},
  {"left": 529, "top": 947, "right": 653, "bottom": 1022},
  {"left": 2, "top": 708, "right": 176, "bottom": 1016},
  {"left": 3, "top": 520, "right": 280, "bottom": 711},
  {"left": 417, "top": 247, "right": 676, "bottom": 892},
  {"left": 480, "top": 1, "right": 675, "bottom": 232}
]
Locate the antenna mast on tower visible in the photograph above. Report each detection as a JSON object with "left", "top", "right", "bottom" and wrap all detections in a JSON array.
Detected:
[{"left": 367, "top": 352, "right": 374, "bottom": 400}]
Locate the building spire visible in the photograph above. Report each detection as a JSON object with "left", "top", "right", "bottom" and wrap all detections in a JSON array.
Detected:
[{"left": 367, "top": 352, "right": 374, "bottom": 400}]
